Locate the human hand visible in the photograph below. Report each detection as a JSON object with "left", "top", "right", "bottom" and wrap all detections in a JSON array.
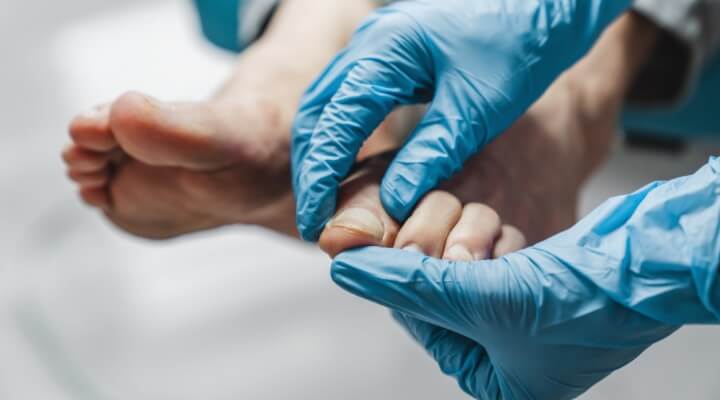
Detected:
[
  {"left": 331, "top": 158, "right": 720, "bottom": 399},
  {"left": 292, "top": 0, "right": 631, "bottom": 241}
]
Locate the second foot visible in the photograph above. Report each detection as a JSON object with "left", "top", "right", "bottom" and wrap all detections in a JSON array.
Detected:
[{"left": 319, "top": 152, "right": 528, "bottom": 260}]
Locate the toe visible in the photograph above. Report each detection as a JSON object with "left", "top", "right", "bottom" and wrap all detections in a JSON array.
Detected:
[
  {"left": 79, "top": 187, "right": 111, "bottom": 210},
  {"left": 62, "top": 145, "right": 111, "bottom": 173},
  {"left": 67, "top": 169, "right": 109, "bottom": 189},
  {"left": 319, "top": 165, "right": 399, "bottom": 258},
  {"left": 492, "top": 225, "right": 527, "bottom": 257},
  {"left": 69, "top": 104, "right": 116, "bottom": 152},
  {"left": 110, "top": 91, "right": 248, "bottom": 170},
  {"left": 443, "top": 203, "right": 502, "bottom": 261},
  {"left": 394, "top": 191, "right": 462, "bottom": 258}
]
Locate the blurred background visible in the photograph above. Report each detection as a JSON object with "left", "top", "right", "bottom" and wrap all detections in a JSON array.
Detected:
[{"left": 1, "top": 1, "right": 718, "bottom": 399}]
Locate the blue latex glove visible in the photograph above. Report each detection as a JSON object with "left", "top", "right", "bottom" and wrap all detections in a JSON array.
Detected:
[
  {"left": 292, "top": 0, "right": 631, "bottom": 241},
  {"left": 331, "top": 158, "right": 720, "bottom": 399}
]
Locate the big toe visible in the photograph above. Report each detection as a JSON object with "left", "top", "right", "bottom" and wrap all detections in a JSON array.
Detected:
[
  {"left": 319, "top": 156, "right": 399, "bottom": 258},
  {"left": 109, "top": 91, "right": 245, "bottom": 170},
  {"left": 69, "top": 104, "right": 117, "bottom": 152}
]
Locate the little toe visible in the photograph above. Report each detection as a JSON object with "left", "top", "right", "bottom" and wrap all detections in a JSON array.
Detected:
[
  {"left": 79, "top": 187, "right": 111, "bottom": 210},
  {"left": 319, "top": 164, "right": 399, "bottom": 258},
  {"left": 394, "top": 191, "right": 463, "bottom": 258},
  {"left": 492, "top": 225, "right": 527, "bottom": 258},
  {"left": 69, "top": 103, "right": 117, "bottom": 152},
  {"left": 443, "top": 203, "right": 502, "bottom": 261}
]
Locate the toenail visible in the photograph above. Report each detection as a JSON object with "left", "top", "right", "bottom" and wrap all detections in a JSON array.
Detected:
[
  {"left": 81, "top": 105, "right": 107, "bottom": 119},
  {"left": 328, "top": 208, "right": 385, "bottom": 241},
  {"left": 137, "top": 93, "right": 162, "bottom": 108},
  {"left": 80, "top": 109, "right": 99, "bottom": 119},
  {"left": 445, "top": 244, "right": 474, "bottom": 261},
  {"left": 401, "top": 244, "right": 424, "bottom": 254}
]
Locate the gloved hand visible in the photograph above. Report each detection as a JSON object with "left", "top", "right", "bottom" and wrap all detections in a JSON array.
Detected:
[
  {"left": 292, "top": 0, "right": 631, "bottom": 241},
  {"left": 331, "top": 158, "right": 720, "bottom": 399}
]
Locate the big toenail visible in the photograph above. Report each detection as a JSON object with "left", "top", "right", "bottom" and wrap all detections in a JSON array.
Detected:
[
  {"left": 81, "top": 106, "right": 106, "bottom": 119},
  {"left": 328, "top": 208, "right": 385, "bottom": 241},
  {"left": 445, "top": 244, "right": 474, "bottom": 261}
]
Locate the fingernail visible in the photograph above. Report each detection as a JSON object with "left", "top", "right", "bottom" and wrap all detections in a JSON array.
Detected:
[
  {"left": 445, "top": 244, "right": 474, "bottom": 261},
  {"left": 402, "top": 244, "right": 424, "bottom": 254},
  {"left": 328, "top": 208, "right": 385, "bottom": 241}
]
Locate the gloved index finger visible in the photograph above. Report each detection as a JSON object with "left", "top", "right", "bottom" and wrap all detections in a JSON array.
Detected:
[{"left": 293, "top": 59, "right": 421, "bottom": 241}]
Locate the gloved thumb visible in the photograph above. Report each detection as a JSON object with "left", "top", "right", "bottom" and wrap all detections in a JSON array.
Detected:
[
  {"left": 391, "top": 311, "right": 501, "bottom": 399},
  {"left": 331, "top": 246, "right": 512, "bottom": 339}
]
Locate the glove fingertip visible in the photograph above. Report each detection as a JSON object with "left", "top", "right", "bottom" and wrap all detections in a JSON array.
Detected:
[
  {"left": 297, "top": 205, "right": 332, "bottom": 242},
  {"left": 379, "top": 175, "right": 421, "bottom": 223},
  {"left": 294, "top": 174, "right": 339, "bottom": 242},
  {"left": 330, "top": 249, "right": 376, "bottom": 296},
  {"left": 331, "top": 247, "right": 388, "bottom": 280},
  {"left": 331, "top": 246, "right": 418, "bottom": 303},
  {"left": 297, "top": 222, "right": 321, "bottom": 242}
]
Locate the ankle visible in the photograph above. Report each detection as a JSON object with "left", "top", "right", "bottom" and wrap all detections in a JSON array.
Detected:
[{"left": 562, "top": 12, "right": 661, "bottom": 181}]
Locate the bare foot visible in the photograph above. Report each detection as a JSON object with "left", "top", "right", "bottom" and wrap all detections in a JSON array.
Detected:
[
  {"left": 62, "top": 0, "right": 397, "bottom": 239},
  {"left": 318, "top": 66, "right": 621, "bottom": 259},
  {"left": 64, "top": 88, "right": 298, "bottom": 238},
  {"left": 318, "top": 10, "right": 661, "bottom": 259},
  {"left": 63, "top": 90, "right": 401, "bottom": 239}
]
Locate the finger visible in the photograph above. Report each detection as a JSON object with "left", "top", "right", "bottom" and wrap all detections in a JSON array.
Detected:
[
  {"left": 443, "top": 203, "right": 502, "bottom": 261},
  {"left": 293, "top": 59, "right": 422, "bottom": 241},
  {"left": 379, "top": 97, "right": 487, "bottom": 222},
  {"left": 394, "top": 190, "right": 462, "bottom": 258},
  {"left": 492, "top": 225, "right": 527, "bottom": 258},
  {"left": 332, "top": 246, "right": 505, "bottom": 338},
  {"left": 391, "top": 311, "right": 500, "bottom": 399}
]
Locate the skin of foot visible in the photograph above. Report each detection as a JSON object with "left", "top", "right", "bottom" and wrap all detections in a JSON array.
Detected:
[
  {"left": 64, "top": 7, "right": 657, "bottom": 261},
  {"left": 63, "top": 0, "right": 395, "bottom": 239},
  {"left": 318, "top": 12, "right": 661, "bottom": 260}
]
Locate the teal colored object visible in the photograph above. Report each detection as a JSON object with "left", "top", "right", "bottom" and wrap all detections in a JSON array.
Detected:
[
  {"left": 624, "top": 53, "right": 720, "bottom": 138},
  {"left": 193, "top": 0, "right": 241, "bottom": 52},
  {"left": 291, "top": 0, "right": 631, "bottom": 241},
  {"left": 332, "top": 158, "right": 720, "bottom": 399}
]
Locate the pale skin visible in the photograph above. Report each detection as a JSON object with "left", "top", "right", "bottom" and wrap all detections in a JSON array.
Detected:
[{"left": 63, "top": 0, "right": 659, "bottom": 260}]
